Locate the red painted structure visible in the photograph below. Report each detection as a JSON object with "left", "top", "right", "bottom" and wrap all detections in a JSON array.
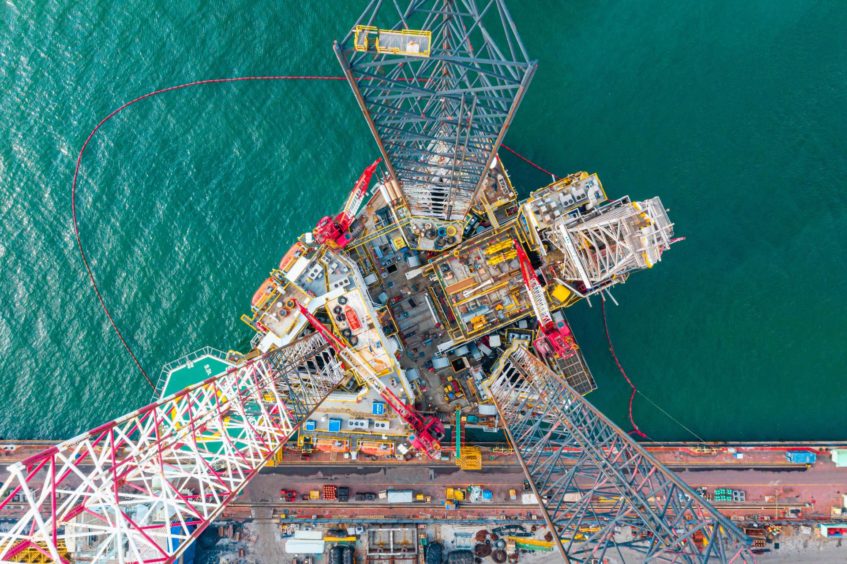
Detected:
[
  {"left": 313, "top": 158, "right": 381, "bottom": 248},
  {"left": 294, "top": 301, "right": 444, "bottom": 458},
  {"left": 513, "top": 240, "right": 577, "bottom": 360}
]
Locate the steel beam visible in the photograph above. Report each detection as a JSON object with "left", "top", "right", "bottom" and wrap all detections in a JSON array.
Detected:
[
  {"left": 0, "top": 334, "right": 345, "bottom": 563},
  {"left": 486, "top": 344, "right": 754, "bottom": 563}
]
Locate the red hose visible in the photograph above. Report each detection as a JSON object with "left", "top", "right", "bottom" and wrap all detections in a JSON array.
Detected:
[
  {"left": 501, "top": 143, "right": 559, "bottom": 179},
  {"left": 71, "top": 76, "right": 346, "bottom": 390},
  {"left": 72, "top": 75, "right": 562, "bottom": 391},
  {"left": 601, "top": 300, "right": 649, "bottom": 439}
]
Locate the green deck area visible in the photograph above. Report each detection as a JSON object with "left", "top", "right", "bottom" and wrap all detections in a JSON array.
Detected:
[{"left": 157, "top": 347, "right": 233, "bottom": 400}]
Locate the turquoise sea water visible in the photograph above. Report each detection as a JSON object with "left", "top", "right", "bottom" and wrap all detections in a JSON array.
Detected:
[{"left": 1, "top": 2, "right": 845, "bottom": 441}]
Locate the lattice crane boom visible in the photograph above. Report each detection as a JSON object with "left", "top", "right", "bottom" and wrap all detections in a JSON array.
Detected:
[
  {"left": 0, "top": 334, "right": 344, "bottom": 563},
  {"left": 486, "top": 344, "right": 754, "bottom": 563},
  {"left": 335, "top": 0, "right": 537, "bottom": 224}
]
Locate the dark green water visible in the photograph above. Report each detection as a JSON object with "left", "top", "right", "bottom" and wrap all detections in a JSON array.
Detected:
[{"left": 2, "top": 2, "right": 845, "bottom": 441}]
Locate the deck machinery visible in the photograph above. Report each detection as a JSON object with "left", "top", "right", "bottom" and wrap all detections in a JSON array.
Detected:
[{"left": 0, "top": 1, "right": 752, "bottom": 562}]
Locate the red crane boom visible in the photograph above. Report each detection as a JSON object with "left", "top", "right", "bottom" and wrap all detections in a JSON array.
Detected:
[
  {"left": 314, "top": 158, "right": 381, "bottom": 248},
  {"left": 513, "top": 239, "right": 577, "bottom": 359},
  {"left": 294, "top": 301, "right": 444, "bottom": 458}
]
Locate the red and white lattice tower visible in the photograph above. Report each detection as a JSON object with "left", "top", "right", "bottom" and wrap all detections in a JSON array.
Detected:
[{"left": 0, "top": 333, "right": 344, "bottom": 563}]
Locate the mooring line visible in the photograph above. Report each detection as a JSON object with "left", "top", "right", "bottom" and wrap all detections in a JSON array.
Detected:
[{"left": 72, "top": 75, "right": 346, "bottom": 390}]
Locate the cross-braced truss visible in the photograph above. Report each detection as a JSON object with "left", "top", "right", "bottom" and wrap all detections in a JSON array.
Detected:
[
  {"left": 545, "top": 197, "right": 675, "bottom": 294},
  {"left": 335, "top": 0, "right": 536, "bottom": 222},
  {"left": 486, "top": 344, "right": 753, "bottom": 563},
  {"left": 0, "top": 334, "right": 344, "bottom": 563}
]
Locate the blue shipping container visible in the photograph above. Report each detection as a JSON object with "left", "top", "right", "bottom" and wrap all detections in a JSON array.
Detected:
[
  {"left": 372, "top": 401, "right": 386, "bottom": 416},
  {"left": 786, "top": 451, "right": 816, "bottom": 464},
  {"left": 328, "top": 418, "right": 342, "bottom": 433}
]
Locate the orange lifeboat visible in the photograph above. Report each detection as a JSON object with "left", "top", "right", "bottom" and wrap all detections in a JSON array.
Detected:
[
  {"left": 344, "top": 306, "right": 362, "bottom": 331},
  {"left": 251, "top": 278, "right": 275, "bottom": 307}
]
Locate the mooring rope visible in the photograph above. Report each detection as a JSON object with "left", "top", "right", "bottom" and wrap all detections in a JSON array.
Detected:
[
  {"left": 601, "top": 299, "right": 650, "bottom": 439},
  {"left": 71, "top": 75, "right": 347, "bottom": 390}
]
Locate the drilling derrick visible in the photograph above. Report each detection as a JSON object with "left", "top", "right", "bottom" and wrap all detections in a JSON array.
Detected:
[
  {"left": 335, "top": 0, "right": 537, "bottom": 248},
  {"left": 536, "top": 195, "right": 676, "bottom": 298},
  {"left": 0, "top": 334, "right": 344, "bottom": 563},
  {"left": 485, "top": 344, "right": 753, "bottom": 563}
]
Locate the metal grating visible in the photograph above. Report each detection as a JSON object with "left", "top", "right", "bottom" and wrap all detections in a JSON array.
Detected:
[
  {"left": 486, "top": 344, "right": 754, "bottom": 563},
  {"left": 335, "top": 0, "right": 537, "bottom": 222}
]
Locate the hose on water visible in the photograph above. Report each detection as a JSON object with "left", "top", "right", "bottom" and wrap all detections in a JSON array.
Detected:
[
  {"left": 72, "top": 75, "right": 346, "bottom": 391},
  {"left": 501, "top": 143, "right": 559, "bottom": 179},
  {"left": 71, "top": 75, "right": 571, "bottom": 393},
  {"left": 601, "top": 299, "right": 650, "bottom": 439}
]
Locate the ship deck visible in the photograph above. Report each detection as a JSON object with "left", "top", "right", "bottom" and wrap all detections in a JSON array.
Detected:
[{"left": 155, "top": 347, "right": 233, "bottom": 399}]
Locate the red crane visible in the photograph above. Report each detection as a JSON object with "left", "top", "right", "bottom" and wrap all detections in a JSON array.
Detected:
[
  {"left": 314, "top": 158, "right": 381, "bottom": 248},
  {"left": 513, "top": 239, "right": 577, "bottom": 360},
  {"left": 294, "top": 301, "right": 444, "bottom": 458}
]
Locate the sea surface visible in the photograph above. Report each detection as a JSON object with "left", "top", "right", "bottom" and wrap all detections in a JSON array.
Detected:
[{"left": 1, "top": 1, "right": 845, "bottom": 441}]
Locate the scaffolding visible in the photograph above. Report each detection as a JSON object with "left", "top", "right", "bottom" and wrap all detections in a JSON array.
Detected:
[
  {"left": 335, "top": 0, "right": 537, "bottom": 224},
  {"left": 486, "top": 344, "right": 754, "bottom": 563}
]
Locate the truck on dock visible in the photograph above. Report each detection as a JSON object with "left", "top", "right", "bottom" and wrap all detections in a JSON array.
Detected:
[{"left": 337, "top": 486, "right": 350, "bottom": 502}]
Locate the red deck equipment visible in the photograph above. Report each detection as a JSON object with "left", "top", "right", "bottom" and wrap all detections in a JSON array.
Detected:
[
  {"left": 513, "top": 239, "right": 577, "bottom": 360},
  {"left": 314, "top": 158, "right": 381, "bottom": 248}
]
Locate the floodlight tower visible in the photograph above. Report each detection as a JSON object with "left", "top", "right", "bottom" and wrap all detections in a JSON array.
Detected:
[{"left": 334, "top": 0, "right": 537, "bottom": 247}]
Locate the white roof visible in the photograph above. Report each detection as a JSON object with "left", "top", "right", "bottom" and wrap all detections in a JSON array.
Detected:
[
  {"left": 478, "top": 404, "right": 497, "bottom": 416},
  {"left": 293, "top": 530, "right": 324, "bottom": 540},
  {"left": 285, "top": 539, "right": 325, "bottom": 554},
  {"left": 831, "top": 449, "right": 847, "bottom": 467},
  {"left": 285, "top": 256, "right": 312, "bottom": 283}
]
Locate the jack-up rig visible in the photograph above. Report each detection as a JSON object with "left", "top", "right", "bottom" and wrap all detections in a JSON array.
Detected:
[{"left": 0, "top": 1, "right": 752, "bottom": 562}]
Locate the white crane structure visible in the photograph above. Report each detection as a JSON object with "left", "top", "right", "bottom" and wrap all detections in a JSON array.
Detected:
[{"left": 0, "top": 334, "right": 344, "bottom": 563}]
